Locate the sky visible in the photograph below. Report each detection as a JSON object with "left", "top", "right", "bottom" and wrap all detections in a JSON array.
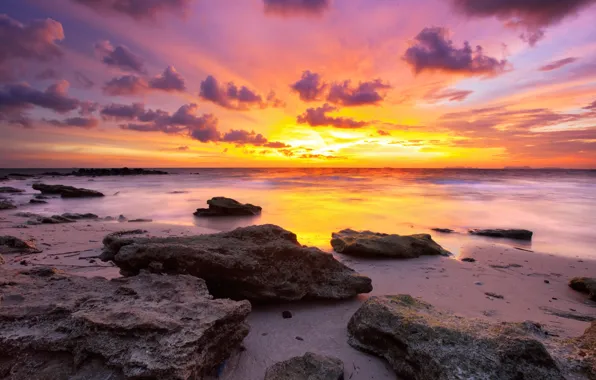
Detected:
[{"left": 0, "top": 0, "right": 595, "bottom": 168}]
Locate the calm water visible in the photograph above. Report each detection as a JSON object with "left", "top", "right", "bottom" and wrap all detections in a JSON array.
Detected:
[{"left": 2, "top": 168, "right": 595, "bottom": 259}]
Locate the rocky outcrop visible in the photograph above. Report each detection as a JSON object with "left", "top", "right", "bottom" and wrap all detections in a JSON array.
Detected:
[
  {"left": 0, "top": 187, "right": 24, "bottom": 193},
  {"left": 348, "top": 295, "right": 564, "bottom": 380},
  {"left": 0, "top": 236, "right": 41, "bottom": 254},
  {"left": 264, "top": 353, "right": 344, "bottom": 380},
  {"left": 330, "top": 229, "right": 451, "bottom": 258},
  {"left": 32, "top": 183, "right": 104, "bottom": 198},
  {"left": 0, "top": 199, "right": 17, "bottom": 210},
  {"left": 0, "top": 266, "right": 251, "bottom": 380},
  {"left": 194, "top": 197, "right": 262, "bottom": 217},
  {"left": 101, "top": 224, "right": 372, "bottom": 302},
  {"left": 72, "top": 168, "right": 169, "bottom": 176},
  {"left": 14, "top": 212, "right": 98, "bottom": 225},
  {"left": 469, "top": 229, "right": 533, "bottom": 240},
  {"left": 569, "top": 277, "right": 596, "bottom": 301}
]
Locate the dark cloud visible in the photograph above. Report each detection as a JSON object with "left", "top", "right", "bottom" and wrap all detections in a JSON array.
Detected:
[
  {"left": 71, "top": 0, "right": 193, "bottom": 20},
  {"left": 199, "top": 75, "right": 277, "bottom": 110},
  {"left": 148, "top": 66, "right": 186, "bottom": 91},
  {"left": 95, "top": 40, "right": 145, "bottom": 73},
  {"left": 424, "top": 87, "right": 473, "bottom": 103},
  {"left": 539, "top": 57, "right": 579, "bottom": 72},
  {"left": 327, "top": 80, "right": 391, "bottom": 106},
  {"left": 45, "top": 116, "right": 99, "bottom": 129},
  {"left": 404, "top": 27, "right": 508, "bottom": 76},
  {"left": 74, "top": 71, "right": 95, "bottom": 89},
  {"left": 297, "top": 104, "right": 368, "bottom": 128},
  {"left": 103, "top": 75, "right": 148, "bottom": 96},
  {"left": 264, "top": 0, "right": 330, "bottom": 16},
  {"left": 0, "top": 81, "right": 79, "bottom": 114},
  {"left": 101, "top": 102, "right": 145, "bottom": 119},
  {"left": 35, "top": 69, "right": 61, "bottom": 81},
  {"left": 452, "top": 0, "right": 596, "bottom": 45},
  {"left": 290, "top": 70, "right": 327, "bottom": 102},
  {"left": 0, "top": 14, "right": 64, "bottom": 64}
]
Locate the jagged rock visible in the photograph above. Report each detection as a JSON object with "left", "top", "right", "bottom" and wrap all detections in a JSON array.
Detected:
[
  {"left": 0, "top": 187, "right": 24, "bottom": 193},
  {"left": 574, "top": 322, "right": 595, "bottom": 378},
  {"left": 469, "top": 229, "right": 533, "bottom": 240},
  {"left": 32, "top": 183, "right": 104, "bottom": 198},
  {"left": 101, "top": 224, "right": 372, "bottom": 302},
  {"left": 432, "top": 228, "right": 454, "bottom": 233},
  {"left": 264, "top": 352, "right": 344, "bottom": 380},
  {"left": 569, "top": 277, "right": 596, "bottom": 301},
  {"left": 330, "top": 229, "right": 451, "bottom": 258},
  {"left": 0, "top": 236, "right": 41, "bottom": 254},
  {"left": 72, "top": 168, "right": 169, "bottom": 176},
  {"left": 0, "top": 266, "right": 251, "bottom": 380},
  {"left": 194, "top": 197, "right": 262, "bottom": 217},
  {"left": 348, "top": 295, "right": 564, "bottom": 380},
  {"left": 0, "top": 199, "right": 17, "bottom": 210}
]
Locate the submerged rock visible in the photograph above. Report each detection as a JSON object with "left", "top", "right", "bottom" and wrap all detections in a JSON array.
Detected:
[
  {"left": 101, "top": 224, "right": 372, "bottom": 302},
  {"left": 469, "top": 229, "right": 533, "bottom": 240},
  {"left": 32, "top": 183, "right": 104, "bottom": 198},
  {"left": 330, "top": 229, "right": 451, "bottom": 258},
  {"left": 348, "top": 295, "right": 564, "bottom": 380},
  {"left": 569, "top": 277, "right": 596, "bottom": 301},
  {"left": 0, "top": 236, "right": 41, "bottom": 254},
  {"left": 0, "top": 199, "right": 17, "bottom": 210},
  {"left": 0, "top": 267, "right": 251, "bottom": 380},
  {"left": 0, "top": 187, "right": 24, "bottom": 193},
  {"left": 194, "top": 197, "right": 262, "bottom": 217},
  {"left": 264, "top": 352, "right": 344, "bottom": 380}
]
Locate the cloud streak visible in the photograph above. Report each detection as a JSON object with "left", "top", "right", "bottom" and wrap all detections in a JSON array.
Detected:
[{"left": 263, "top": 0, "right": 330, "bottom": 16}]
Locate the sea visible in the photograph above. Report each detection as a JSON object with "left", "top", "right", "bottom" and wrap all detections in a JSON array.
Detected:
[{"left": 1, "top": 168, "right": 595, "bottom": 259}]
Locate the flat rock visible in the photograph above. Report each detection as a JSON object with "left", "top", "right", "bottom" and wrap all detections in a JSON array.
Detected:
[
  {"left": 264, "top": 352, "right": 344, "bottom": 380},
  {"left": 0, "top": 235, "right": 41, "bottom": 254},
  {"left": 331, "top": 229, "right": 451, "bottom": 258},
  {"left": 0, "top": 199, "right": 17, "bottom": 210},
  {"left": 0, "top": 267, "right": 251, "bottom": 380},
  {"left": 469, "top": 229, "right": 533, "bottom": 240},
  {"left": 32, "top": 183, "right": 104, "bottom": 198},
  {"left": 348, "top": 295, "right": 564, "bottom": 380},
  {"left": 194, "top": 197, "right": 262, "bottom": 217},
  {"left": 0, "top": 187, "right": 24, "bottom": 193},
  {"left": 101, "top": 224, "right": 372, "bottom": 302},
  {"left": 569, "top": 277, "right": 596, "bottom": 301}
]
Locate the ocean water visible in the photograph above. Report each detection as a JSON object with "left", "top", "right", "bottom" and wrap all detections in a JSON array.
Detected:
[{"left": 1, "top": 168, "right": 595, "bottom": 259}]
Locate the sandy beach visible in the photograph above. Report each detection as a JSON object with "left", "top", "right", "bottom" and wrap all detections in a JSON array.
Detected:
[{"left": 1, "top": 209, "right": 594, "bottom": 379}]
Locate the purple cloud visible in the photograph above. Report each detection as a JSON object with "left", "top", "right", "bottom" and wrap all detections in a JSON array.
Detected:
[
  {"left": 35, "top": 69, "right": 61, "bottom": 81},
  {"left": 45, "top": 116, "right": 99, "bottom": 129},
  {"left": 404, "top": 27, "right": 508, "bottom": 76},
  {"left": 264, "top": 0, "right": 330, "bottom": 16},
  {"left": 327, "top": 79, "right": 391, "bottom": 106},
  {"left": 199, "top": 75, "right": 277, "bottom": 110},
  {"left": 297, "top": 104, "right": 368, "bottom": 128},
  {"left": 0, "top": 81, "right": 79, "bottom": 114},
  {"left": 101, "top": 102, "right": 145, "bottom": 119},
  {"left": 148, "top": 66, "right": 186, "bottom": 91},
  {"left": 290, "top": 71, "right": 327, "bottom": 102},
  {"left": 103, "top": 75, "right": 148, "bottom": 95},
  {"left": 71, "top": 0, "right": 193, "bottom": 20},
  {"left": 95, "top": 40, "right": 146, "bottom": 73},
  {"left": 539, "top": 57, "right": 579, "bottom": 72},
  {"left": 222, "top": 129, "right": 268, "bottom": 145},
  {"left": 0, "top": 14, "right": 64, "bottom": 64},
  {"left": 74, "top": 72, "right": 95, "bottom": 89}
]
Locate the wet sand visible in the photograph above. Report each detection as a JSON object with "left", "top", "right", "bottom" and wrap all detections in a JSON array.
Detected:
[{"left": 1, "top": 214, "right": 594, "bottom": 379}]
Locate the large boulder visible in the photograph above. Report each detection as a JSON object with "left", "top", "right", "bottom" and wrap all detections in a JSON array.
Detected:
[
  {"left": 0, "top": 235, "right": 41, "bottom": 254},
  {"left": 0, "top": 187, "right": 24, "bottom": 193},
  {"left": 331, "top": 229, "right": 451, "bottom": 258},
  {"left": 574, "top": 322, "right": 595, "bottom": 378},
  {"left": 469, "top": 229, "right": 533, "bottom": 240},
  {"left": 32, "top": 183, "right": 104, "bottom": 198},
  {"left": 0, "top": 267, "right": 251, "bottom": 380},
  {"left": 264, "top": 352, "right": 344, "bottom": 380},
  {"left": 194, "top": 197, "right": 262, "bottom": 217},
  {"left": 569, "top": 277, "right": 596, "bottom": 301},
  {"left": 101, "top": 224, "right": 372, "bottom": 302},
  {"left": 348, "top": 295, "right": 564, "bottom": 380}
]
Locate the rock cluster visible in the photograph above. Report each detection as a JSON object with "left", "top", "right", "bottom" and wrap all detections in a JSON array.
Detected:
[
  {"left": 264, "top": 353, "right": 344, "bottom": 380},
  {"left": 15, "top": 212, "right": 98, "bottom": 225},
  {"left": 0, "top": 267, "right": 251, "bottom": 380},
  {"left": 569, "top": 277, "right": 596, "bottom": 301},
  {"left": 348, "top": 295, "right": 565, "bottom": 380},
  {"left": 469, "top": 228, "right": 533, "bottom": 240},
  {"left": 32, "top": 183, "right": 105, "bottom": 198},
  {"left": 101, "top": 224, "right": 372, "bottom": 302},
  {"left": 194, "top": 197, "right": 262, "bottom": 217},
  {"left": 331, "top": 229, "right": 451, "bottom": 258}
]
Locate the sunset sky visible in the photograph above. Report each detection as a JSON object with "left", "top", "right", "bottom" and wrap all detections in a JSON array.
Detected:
[{"left": 1, "top": 0, "right": 595, "bottom": 168}]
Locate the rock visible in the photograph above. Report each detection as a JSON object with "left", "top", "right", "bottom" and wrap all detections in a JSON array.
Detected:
[
  {"left": 128, "top": 218, "right": 153, "bottom": 223},
  {"left": 0, "top": 199, "right": 17, "bottom": 210},
  {"left": 71, "top": 167, "right": 169, "bottom": 176},
  {"left": 348, "top": 295, "right": 564, "bottom": 380},
  {"left": 544, "top": 280, "right": 550, "bottom": 284},
  {"left": 469, "top": 229, "right": 533, "bottom": 240},
  {"left": 573, "top": 322, "right": 595, "bottom": 378},
  {"left": 485, "top": 292, "right": 505, "bottom": 299},
  {"left": 432, "top": 228, "right": 454, "bottom": 233},
  {"left": 461, "top": 257, "right": 476, "bottom": 262},
  {"left": 568, "top": 277, "right": 596, "bottom": 301},
  {"left": 101, "top": 224, "right": 372, "bottom": 302},
  {"left": 0, "top": 267, "right": 251, "bottom": 380},
  {"left": 330, "top": 229, "right": 451, "bottom": 258},
  {"left": 0, "top": 254, "right": 4, "bottom": 265},
  {"left": 0, "top": 187, "right": 24, "bottom": 193},
  {"left": 118, "top": 214, "right": 128, "bottom": 222},
  {"left": 0, "top": 236, "right": 41, "bottom": 254},
  {"left": 29, "top": 199, "right": 47, "bottom": 204},
  {"left": 282, "top": 310, "right": 292, "bottom": 319},
  {"left": 61, "top": 212, "right": 99, "bottom": 220},
  {"left": 264, "top": 352, "right": 344, "bottom": 380},
  {"left": 32, "top": 183, "right": 105, "bottom": 198},
  {"left": 490, "top": 263, "right": 523, "bottom": 269},
  {"left": 194, "top": 197, "right": 262, "bottom": 217}
]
